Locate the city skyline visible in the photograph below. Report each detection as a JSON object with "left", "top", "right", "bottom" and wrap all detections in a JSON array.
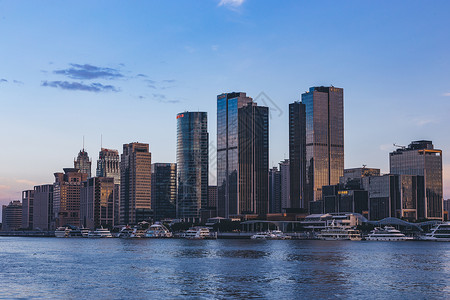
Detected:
[{"left": 1, "top": 0, "right": 450, "bottom": 208}]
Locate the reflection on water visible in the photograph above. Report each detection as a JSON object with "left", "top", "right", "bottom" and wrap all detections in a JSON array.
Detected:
[{"left": 0, "top": 238, "right": 449, "bottom": 299}]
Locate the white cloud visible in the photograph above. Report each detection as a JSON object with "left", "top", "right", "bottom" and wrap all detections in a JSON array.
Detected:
[
  {"left": 443, "top": 92, "right": 450, "bottom": 97},
  {"left": 218, "top": 0, "right": 245, "bottom": 7}
]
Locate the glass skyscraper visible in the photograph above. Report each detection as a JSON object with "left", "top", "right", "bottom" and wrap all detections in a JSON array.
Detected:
[
  {"left": 302, "top": 86, "right": 344, "bottom": 209},
  {"left": 176, "top": 112, "right": 208, "bottom": 221},
  {"left": 152, "top": 163, "right": 177, "bottom": 221},
  {"left": 217, "top": 92, "right": 269, "bottom": 217},
  {"left": 289, "top": 101, "right": 306, "bottom": 209}
]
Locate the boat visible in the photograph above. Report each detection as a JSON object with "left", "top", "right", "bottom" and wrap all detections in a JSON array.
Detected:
[
  {"left": 366, "top": 226, "right": 413, "bottom": 241},
  {"left": 184, "top": 227, "right": 213, "bottom": 239},
  {"left": 118, "top": 226, "right": 138, "bottom": 238},
  {"left": 317, "top": 224, "right": 361, "bottom": 241},
  {"left": 87, "top": 227, "right": 113, "bottom": 238},
  {"left": 54, "top": 227, "right": 71, "bottom": 238},
  {"left": 146, "top": 223, "right": 172, "bottom": 238},
  {"left": 420, "top": 222, "right": 450, "bottom": 242},
  {"left": 251, "top": 230, "right": 291, "bottom": 240}
]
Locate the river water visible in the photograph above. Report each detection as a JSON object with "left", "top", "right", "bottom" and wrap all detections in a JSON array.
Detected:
[{"left": 0, "top": 237, "right": 449, "bottom": 299}]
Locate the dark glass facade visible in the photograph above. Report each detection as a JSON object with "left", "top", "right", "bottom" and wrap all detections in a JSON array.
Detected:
[
  {"left": 269, "top": 167, "right": 281, "bottom": 213},
  {"left": 80, "top": 177, "right": 115, "bottom": 229},
  {"left": 289, "top": 102, "right": 306, "bottom": 209},
  {"left": 151, "top": 163, "right": 177, "bottom": 221},
  {"left": 302, "top": 86, "right": 344, "bottom": 209},
  {"left": 176, "top": 112, "right": 208, "bottom": 220},
  {"left": 390, "top": 140, "right": 443, "bottom": 220}
]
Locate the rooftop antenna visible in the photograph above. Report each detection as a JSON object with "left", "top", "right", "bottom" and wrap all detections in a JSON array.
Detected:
[
  {"left": 82, "top": 135, "right": 85, "bottom": 151},
  {"left": 101, "top": 134, "right": 103, "bottom": 149}
]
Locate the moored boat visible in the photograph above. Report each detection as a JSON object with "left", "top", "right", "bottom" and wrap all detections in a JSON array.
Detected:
[
  {"left": 420, "top": 222, "right": 450, "bottom": 242},
  {"left": 87, "top": 227, "right": 113, "bottom": 238},
  {"left": 366, "top": 226, "right": 412, "bottom": 241},
  {"left": 146, "top": 223, "right": 172, "bottom": 238}
]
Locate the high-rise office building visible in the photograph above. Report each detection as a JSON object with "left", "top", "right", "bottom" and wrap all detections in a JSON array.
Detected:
[
  {"left": 151, "top": 163, "right": 177, "bottom": 221},
  {"left": 176, "top": 112, "right": 208, "bottom": 221},
  {"left": 302, "top": 86, "right": 344, "bottom": 209},
  {"left": 208, "top": 186, "right": 218, "bottom": 208},
  {"left": 80, "top": 177, "right": 116, "bottom": 229},
  {"left": 53, "top": 168, "right": 88, "bottom": 227},
  {"left": 289, "top": 101, "right": 306, "bottom": 209},
  {"left": 74, "top": 149, "right": 92, "bottom": 177},
  {"left": 279, "top": 159, "right": 290, "bottom": 210},
  {"left": 269, "top": 167, "right": 281, "bottom": 213},
  {"left": 217, "top": 92, "right": 269, "bottom": 217},
  {"left": 21, "top": 190, "right": 34, "bottom": 229},
  {"left": 120, "top": 143, "right": 152, "bottom": 225},
  {"left": 1, "top": 200, "right": 22, "bottom": 231},
  {"left": 33, "top": 184, "right": 54, "bottom": 230},
  {"left": 390, "top": 140, "right": 443, "bottom": 220},
  {"left": 96, "top": 148, "right": 120, "bottom": 184}
]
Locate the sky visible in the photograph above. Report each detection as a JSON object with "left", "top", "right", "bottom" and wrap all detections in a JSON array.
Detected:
[{"left": 1, "top": 0, "right": 450, "bottom": 210}]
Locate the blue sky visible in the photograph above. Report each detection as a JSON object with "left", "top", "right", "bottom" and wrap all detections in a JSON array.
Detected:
[{"left": 1, "top": 0, "right": 450, "bottom": 207}]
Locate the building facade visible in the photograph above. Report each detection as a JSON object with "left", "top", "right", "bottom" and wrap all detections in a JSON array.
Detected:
[
  {"left": 302, "top": 86, "right": 344, "bottom": 209},
  {"left": 279, "top": 159, "right": 290, "bottom": 211},
  {"left": 120, "top": 143, "right": 152, "bottom": 225},
  {"left": 176, "top": 112, "right": 208, "bottom": 221},
  {"left": 96, "top": 148, "right": 120, "bottom": 184},
  {"left": 33, "top": 184, "right": 54, "bottom": 230},
  {"left": 269, "top": 167, "right": 281, "bottom": 213},
  {"left": 289, "top": 101, "right": 306, "bottom": 209},
  {"left": 390, "top": 140, "right": 443, "bottom": 220},
  {"left": 208, "top": 186, "right": 218, "bottom": 208},
  {"left": 21, "top": 189, "right": 34, "bottom": 229},
  {"left": 74, "top": 149, "right": 92, "bottom": 178},
  {"left": 151, "top": 163, "right": 177, "bottom": 221},
  {"left": 80, "top": 177, "right": 115, "bottom": 229},
  {"left": 2, "top": 200, "right": 23, "bottom": 231}
]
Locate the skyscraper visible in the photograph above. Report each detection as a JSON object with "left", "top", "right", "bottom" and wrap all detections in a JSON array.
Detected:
[
  {"left": 302, "top": 86, "right": 344, "bottom": 209},
  {"left": 279, "top": 159, "right": 290, "bottom": 211},
  {"left": 151, "top": 163, "right": 177, "bottom": 221},
  {"left": 269, "top": 167, "right": 281, "bottom": 213},
  {"left": 176, "top": 112, "right": 208, "bottom": 221},
  {"left": 217, "top": 93, "right": 269, "bottom": 217},
  {"left": 289, "top": 101, "right": 306, "bottom": 209},
  {"left": 120, "top": 143, "right": 152, "bottom": 225},
  {"left": 74, "top": 149, "right": 92, "bottom": 177},
  {"left": 390, "top": 140, "right": 443, "bottom": 220},
  {"left": 21, "top": 189, "right": 34, "bottom": 229},
  {"left": 96, "top": 148, "right": 120, "bottom": 184},
  {"left": 33, "top": 184, "right": 54, "bottom": 230}
]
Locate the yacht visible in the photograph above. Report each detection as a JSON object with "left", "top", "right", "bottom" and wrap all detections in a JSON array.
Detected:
[
  {"left": 366, "top": 226, "right": 413, "bottom": 241},
  {"left": 118, "top": 226, "right": 138, "bottom": 238},
  {"left": 146, "top": 223, "right": 172, "bottom": 238},
  {"left": 251, "top": 230, "right": 291, "bottom": 240},
  {"left": 184, "top": 227, "right": 213, "bottom": 239},
  {"left": 317, "top": 224, "right": 361, "bottom": 241},
  {"left": 421, "top": 222, "right": 450, "bottom": 242},
  {"left": 54, "top": 227, "right": 71, "bottom": 238},
  {"left": 87, "top": 227, "right": 113, "bottom": 238}
]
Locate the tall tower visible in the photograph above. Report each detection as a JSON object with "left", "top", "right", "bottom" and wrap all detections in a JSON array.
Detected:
[
  {"left": 152, "top": 163, "right": 177, "bottom": 221},
  {"left": 74, "top": 149, "right": 92, "bottom": 177},
  {"left": 302, "top": 86, "right": 344, "bottom": 211},
  {"left": 289, "top": 101, "right": 306, "bottom": 209},
  {"left": 390, "top": 140, "right": 443, "bottom": 220},
  {"left": 120, "top": 143, "right": 152, "bottom": 224},
  {"left": 279, "top": 159, "right": 290, "bottom": 211},
  {"left": 176, "top": 112, "right": 208, "bottom": 221},
  {"left": 217, "top": 92, "right": 269, "bottom": 217},
  {"left": 96, "top": 148, "right": 120, "bottom": 184}
]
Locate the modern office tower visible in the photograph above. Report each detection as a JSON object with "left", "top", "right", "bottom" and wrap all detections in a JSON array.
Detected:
[
  {"left": 444, "top": 199, "right": 450, "bottom": 213},
  {"left": 74, "top": 149, "right": 92, "bottom": 177},
  {"left": 120, "top": 143, "right": 152, "bottom": 225},
  {"left": 279, "top": 159, "right": 290, "bottom": 210},
  {"left": 339, "top": 167, "right": 381, "bottom": 190},
  {"left": 269, "top": 167, "right": 281, "bottom": 213},
  {"left": 2, "top": 200, "right": 23, "bottom": 231},
  {"left": 289, "top": 101, "right": 306, "bottom": 209},
  {"left": 321, "top": 185, "right": 368, "bottom": 216},
  {"left": 80, "top": 177, "right": 115, "bottom": 229},
  {"left": 151, "top": 163, "right": 177, "bottom": 221},
  {"left": 361, "top": 174, "right": 424, "bottom": 221},
  {"left": 302, "top": 86, "right": 344, "bottom": 209},
  {"left": 33, "top": 184, "right": 53, "bottom": 230},
  {"left": 390, "top": 140, "right": 443, "bottom": 220},
  {"left": 53, "top": 168, "right": 88, "bottom": 227},
  {"left": 96, "top": 148, "right": 120, "bottom": 184},
  {"left": 176, "top": 112, "right": 208, "bottom": 221},
  {"left": 21, "top": 190, "right": 34, "bottom": 229},
  {"left": 208, "top": 186, "right": 218, "bottom": 208}
]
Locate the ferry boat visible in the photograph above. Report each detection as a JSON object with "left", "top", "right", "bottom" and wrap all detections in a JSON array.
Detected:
[
  {"left": 366, "top": 226, "right": 413, "bottom": 241},
  {"left": 420, "top": 222, "right": 450, "bottom": 242},
  {"left": 87, "top": 227, "right": 113, "bottom": 238},
  {"left": 54, "top": 227, "right": 71, "bottom": 238},
  {"left": 317, "top": 225, "right": 361, "bottom": 241},
  {"left": 184, "top": 227, "right": 213, "bottom": 239},
  {"left": 251, "top": 230, "right": 291, "bottom": 240},
  {"left": 118, "top": 226, "right": 138, "bottom": 238},
  {"left": 146, "top": 223, "right": 172, "bottom": 238}
]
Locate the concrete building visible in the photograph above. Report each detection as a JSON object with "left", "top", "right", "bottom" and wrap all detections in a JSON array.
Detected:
[
  {"left": 120, "top": 143, "right": 152, "bottom": 225},
  {"left": 390, "top": 140, "right": 443, "bottom": 220},
  {"left": 208, "top": 186, "right": 218, "bottom": 208},
  {"left": 80, "top": 177, "right": 115, "bottom": 229},
  {"left": 176, "top": 112, "right": 208, "bottom": 221},
  {"left": 53, "top": 168, "right": 88, "bottom": 227},
  {"left": 289, "top": 101, "right": 306, "bottom": 209},
  {"left": 33, "top": 184, "right": 54, "bottom": 230},
  {"left": 2, "top": 200, "right": 22, "bottom": 231},
  {"left": 152, "top": 163, "right": 177, "bottom": 221},
  {"left": 74, "top": 149, "right": 92, "bottom": 178},
  {"left": 96, "top": 148, "right": 120, "bottom": 184},
  {"left": 21, "top": 190, "right": 34, "bottom": 229}
]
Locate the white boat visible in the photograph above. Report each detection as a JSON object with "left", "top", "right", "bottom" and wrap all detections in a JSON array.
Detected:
[
  {"left": 184, "top": 227, "right": 212, "bottom": 239},
  {"left": 251, "top": 230, "right": 291, "bottom": 240},
  {"left": 87, "top": 227, "right": 113, "bottom": 238},
  {"left": 55, "top": 227, "right": 71, "bottom": 238},
  {"left": 420, "top": 222, "right": 450, "bottom": 242},
  {"left": 317, "top": 224, "right": 361, "bottom": 241},
  {"left": 118, "top": 226, "right": 138, "bottom": 238},
  {"left": 146, "top": 223, "right": 172, "bottom": 238},
  {"left": 366, "top": 226, "right": 413, "bottom": 241}
]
